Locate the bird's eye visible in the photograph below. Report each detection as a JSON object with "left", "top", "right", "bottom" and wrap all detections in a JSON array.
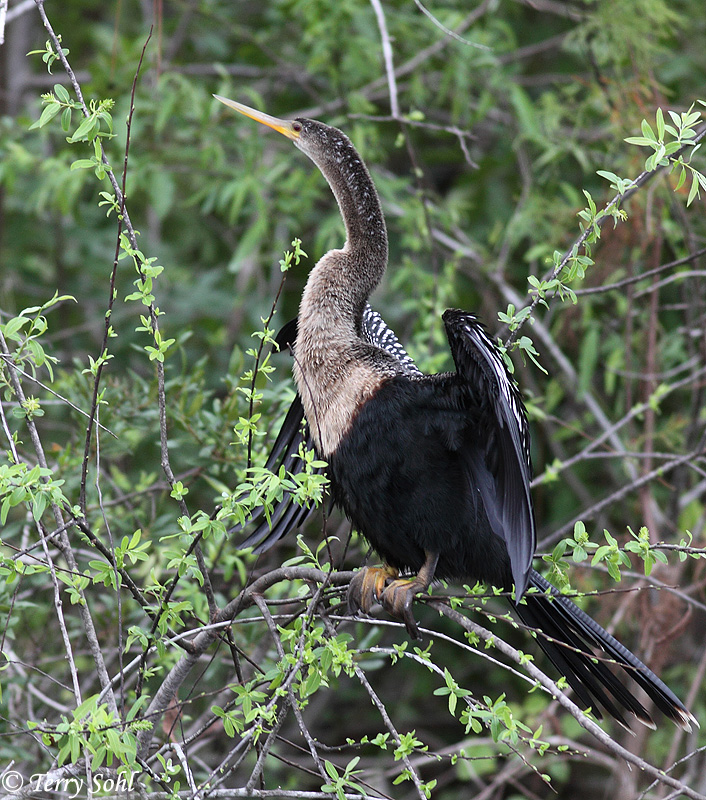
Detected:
[{"left": 292, "top": 121, "right": 303, "bottom": 132}]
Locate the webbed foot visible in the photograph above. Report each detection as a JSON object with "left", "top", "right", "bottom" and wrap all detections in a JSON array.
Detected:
[{"left": 380, "top": 576, "right": 429, "bottom": 639}]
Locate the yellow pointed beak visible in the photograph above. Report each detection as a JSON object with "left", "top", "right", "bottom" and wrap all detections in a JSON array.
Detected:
[{"left": 214, "top": 95, "right": 301, "bottom": 140}]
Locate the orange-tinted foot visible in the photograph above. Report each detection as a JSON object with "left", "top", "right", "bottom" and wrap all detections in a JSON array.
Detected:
[
  {"left": 348, "top": 552, "right": 439, "bottom": 640},
  {"left": 348, "top": 565, "right": 398, "bottom": 616},
  {"left": 381, "top": 577, "right": 428, "bottom": 639}
]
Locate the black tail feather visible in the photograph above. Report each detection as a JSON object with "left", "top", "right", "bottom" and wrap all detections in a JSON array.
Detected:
[
  {"left": 514, "top": 571, "right": 696, "bottom": 731},
  {"left": 515, "top": 587, "right": 645, "bottom": 728}
]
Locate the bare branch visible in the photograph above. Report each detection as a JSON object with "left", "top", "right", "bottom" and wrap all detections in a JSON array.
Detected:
[
  {"left": 429, "top": 599, "right": 706, "bottom": 800},
  {"left": 369, "top": 0, "right": 399, "bottom": 119}
]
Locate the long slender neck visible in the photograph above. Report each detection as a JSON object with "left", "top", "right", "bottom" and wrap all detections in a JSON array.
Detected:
[
  {"left": 303, "top": 128, "right": 388, "bottom": 313},
  {"left": 292, "top": 125, "right": 393, "bottom": 456}
]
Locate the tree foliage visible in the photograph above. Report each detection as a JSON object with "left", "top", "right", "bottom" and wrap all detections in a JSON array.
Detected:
[{"left": 1, "top": 1, "right": 705, "bottom": 798}]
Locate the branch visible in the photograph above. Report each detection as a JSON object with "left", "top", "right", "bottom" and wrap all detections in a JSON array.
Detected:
[
  {"left": 428, "top": 599, "right": 706, "bottom": 800},
  {"left": 78, "top": 25, "right": 151, "bottom": 512},
  {"left": 369, "top": 0, "right": 399, "bottom": 119},
  {"left": 0, "top": 329, "right": 118, "bottom": 716},
  {"left": 33, "top": 0, "right": 139, "bottom": 249},
  {"left": 135, "top": 567, "right": 352, "bottom": 760},
  {"left": 574, "top": 246, "right": 706, "bottom": 296},
  {"left": 539, "top": 444, "right": 706, "bottom": 549},
  {"left": 509, "top": 122, "right": 706, "bottom": 344},
  {"left": 320, "top": 615, "right": 429, "bottom": 800},
  {"left": 252, "top": 595, "right": 328, "bottom": 786},
  {"left": 412, "top": 0, "right": 490, "bottom": 50}
]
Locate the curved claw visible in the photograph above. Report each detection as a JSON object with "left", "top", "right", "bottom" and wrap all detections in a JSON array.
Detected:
[
  {"left": 348, "top": 552, "right": 439, "bottom": 640},
  {"left": 348, "top": 565, "right": 399, "bottom": 615},
  {"left": 381, "top": 578, "right": 425, "bottom": 639}
]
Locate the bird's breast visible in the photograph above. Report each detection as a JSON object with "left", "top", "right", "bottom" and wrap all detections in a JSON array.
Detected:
[{"left": 293, "top": 345, "right": 387, "bottom": 458}]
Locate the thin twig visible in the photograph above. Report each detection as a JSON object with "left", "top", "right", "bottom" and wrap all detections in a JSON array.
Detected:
[
  {"left": 246, "top": 270, "right": 288, "bottom": 469},
  {"left": 33, "top": 0, "right": 139, "bottom": 249},
  {"left": 6, "top": 0, "right": 34, "bottom": 23},
  {"left": 76, "top": 24, "right": 152, "bottom": 512},
  {"left": 321, "top": 615, "right": 428, "bottom": 800},
  {"left": 253, "top": 595, "right": 328, "bottom": 782},
  {"left": 428, "top": 599, "right": 706, "bottom": 800},
  {"left": 574, "top": 246, "right": 706, "bottom": 296},
  {"left": 0, "top": 0, "right": 7, "bottom": 44},
  {"left": 531, "top": 363, "right": 706, "bottom": 487},
  {"left": 539, "top": 443, "right": 706, "bottom": 549},
  {"left": 135, "top": 567, "right": 352, "bottom": 760},
  {"left": 412, "top": 0, "right": 490, "bottom": 50},
  {"left": 369, "top": 0, "right": 399, "bottom": 119},
  {"left": 507, "top": 123, "right": 706, "bottom": 345},
  {"left": 0, "top": 328, "right": 118, "bottom": 716},
  {"left": 0, "top": 353, "right": 116, "bottom": 437}
]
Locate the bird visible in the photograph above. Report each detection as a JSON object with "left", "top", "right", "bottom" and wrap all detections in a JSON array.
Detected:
[{"left": 215, "top": 94, "right": 697, "bottom": 731}]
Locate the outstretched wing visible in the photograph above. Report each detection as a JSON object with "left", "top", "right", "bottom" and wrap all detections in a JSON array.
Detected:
[
  {"left": 442, "top": 309, "right": 535, "bottom": 599},
  {"left": 234, "top": 304, "right": 417, "bottom": 552},
  {"left": 237, "top": 393, "right": 319, "bottom": 552}
]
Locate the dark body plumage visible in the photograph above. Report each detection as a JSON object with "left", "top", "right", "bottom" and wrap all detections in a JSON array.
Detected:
[
  {"left": 330, "top": 371, "right": 516, "bottom": 589},
  {"left": 218, "top": 95, "right": 696, "bottom": 731}
]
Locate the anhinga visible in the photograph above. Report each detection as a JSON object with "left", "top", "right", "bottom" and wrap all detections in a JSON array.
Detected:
[{"left": 215, "top": 94, "right": 696, "bottom": 731}]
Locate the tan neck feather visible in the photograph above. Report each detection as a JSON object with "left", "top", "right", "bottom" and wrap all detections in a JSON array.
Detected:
[{"left": 293, "top": 253, "right": 386, "bottom": 456}]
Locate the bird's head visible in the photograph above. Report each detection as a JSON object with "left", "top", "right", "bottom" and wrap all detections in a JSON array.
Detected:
[
  {"left": 214, "top": 95, "right": 354, "bottom": 171},
  {"left": 215, "top": 94, "right": 387, "bottom": 265}
]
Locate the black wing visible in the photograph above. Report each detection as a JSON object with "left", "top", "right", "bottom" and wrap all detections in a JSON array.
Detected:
[
  {"left": 237, "top": 393, "right": 319, "bottom": 552},
  {"left": 233, "top": 304, "right": 418, "bottom": 552},
  {"left": 442, "top": 309, "right": 535, "bottom": 600}
]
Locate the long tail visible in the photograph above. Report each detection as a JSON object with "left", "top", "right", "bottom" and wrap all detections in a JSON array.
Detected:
[{"left": 513, "top": 570, "right": 697, "bottom": 731}]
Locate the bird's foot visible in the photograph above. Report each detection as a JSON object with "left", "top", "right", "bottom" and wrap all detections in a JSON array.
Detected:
[
  {"left": 380, "top": 576, "right": 431, "bottom": 639},
  {"left": 348, "top": 558, "right": 439, "bottom": 639},
  {"left": 348, "top": 565, "right": 399, "bottom": 617},
  {"left": 348, "top": 552, "right": 439, "bottom": 639}
]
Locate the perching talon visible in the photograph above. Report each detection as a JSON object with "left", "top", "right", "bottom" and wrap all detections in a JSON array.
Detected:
[{"left": 348, "top": 564, "right": 398, "bottom": 616}]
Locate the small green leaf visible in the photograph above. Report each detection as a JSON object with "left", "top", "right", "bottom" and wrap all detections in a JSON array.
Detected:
[
  {"left": 29, "top": 102, "right": 61, "bottom": 130},
  {"left": 641, "top": 118, "right": 656, "bottom": 142},
  {"left": 68, "top": 114, "right": 98, "bottom": 142},
  {"left": 596, "top": 169, "right": 620, "bottom": 184},
  {"left": 687, "top": 175, "right": 699, "bottom": 206},
  {"left": 54, "top": 83, "right": 71, "bottom": 104},
  {"left": 624, "top": 136, "right": 654, "bottom": 147},
  {"left": 655, "top": 107, "right": 665, "bottom": 140},
  {"left": 61, "top": 106, "right": 72, "bottom": 131}
]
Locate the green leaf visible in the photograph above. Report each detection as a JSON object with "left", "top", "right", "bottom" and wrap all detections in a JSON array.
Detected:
[
  {"left": 54, "top": 83, "right": 71, "bottom": 104},
  {"left": 655, "top": 107, "right": 665, "bottom": 140},
  {"left": 71, "top": 158, "right": 96, "bottom": 171},
  {"left": 68, "top": 114, "right": 98, "bottom": 142},
  {"left": 32, "top": 492, "right": 47, "bottom": 522},
  {"left": 641, "top": 118, "right": 656, "bottom": 142},
  {"left": 2, "top": 315, "right": 31, "bottom": 338},
  {"left": 29, "top": 102, "right": 61, "bottom": 130},
  {"left": 624, "top": 136, "right": 654, "bottom": 147},
  {"left": 61, "top": 106, "right": 72, "bottom": 131},
  {"left": 596, "top": 170, "right": 620, "bottom": 184},
  {"left": 687, "top": 175, "right": 699, "bottom": 206}
]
